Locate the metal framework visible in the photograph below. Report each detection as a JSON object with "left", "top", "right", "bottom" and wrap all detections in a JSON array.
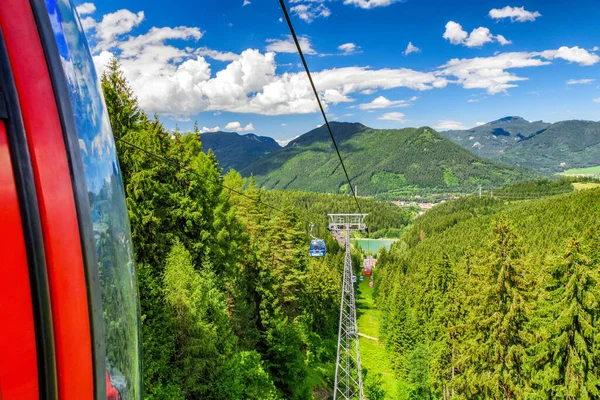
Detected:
[{"left": 329, "top": 214, "right": 367, "bottom": 400}]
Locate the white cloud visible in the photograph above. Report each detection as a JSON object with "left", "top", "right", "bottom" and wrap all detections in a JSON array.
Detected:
[
  {"left": 344, "top": 0, "right": 400, "bottom": 9},
  {"left": 117, "top": 26, "right": 202, "bottom": 57},
  {"left": 467, "top": 97, "right": 487, "bottom": 103},
  {"left": 80, "top": 16, "right": 97, "bottom": 31},
  {"left": 593, "top": 46, "right": 600, "bottom": 52},
  {"left": 322, "top": 89, "right": 354, "bottom": 103},
  {"left": 281, "top": 123, "right": 287, "bottom": 126},
  {"left": 290, "top": 3, "right": 331, "bottom": 23},
  {"left": 489, "top": 6, "right": 541, "bottom": 22},
  {"left": 404, "top": 42, "right": 420, "bottom": 55},
  {"left": 476, "top": 122, "right": 485, "bottom": 126},
  {"left": 378, "top": 112, "right": 405, "bottom": 122},
  {"left": 87, "top": 8, "right": 600, "bottom": 118},
  {"left": 276, "top": 135, "right": 299, "bottom": 147},
  {"left": 338, "top": 42, "right": 359, "bottom": 54},
  {"left": 434, "top": 120, "right": 469, "bottom": 130},
  {"left": 242, "top": 0, "right": 251, "bottom": 6},
  {"left": 199, "top": 126, "right": 220, "bottom": 133},
  {"left": 266, "top": 35, "right": 316, "bottom": 54},
  {"left": 594, "top": 98, "right": 600, "bottom": 103},
  {"left": 443, "top": 21, "right": 511, "bottom": 48},
  {"left": 438, "top": 47, "right": 599, "bottom": 95},
  {"left": 342, "top": 113, "right": 355, "bottom": 117},
  {"left": 566, "top": 78, "right": 595, "bottom": 85},
  {"left": 496, "top": 35, "right": 512, "bottom": 46},
  {"left": 539, "top": 46, "right": 600, "bottom": 66},
  {"left": 76, "top": 2, "right": 96, "bottom": 16},
  {"left": 195, "top": 48, "right": 239, "bottom": 62},
  {"left": 359, "top": 95, "right": 415, "bottom": 109},
  {"left": 94, "top": 9, "right": 145, "bottom": 50},
  {"left": 224, "top": 122, "right": 255, "bottom": 132},
  {"left": 278, "top": 17, "right": 283, "bottom": 23}
]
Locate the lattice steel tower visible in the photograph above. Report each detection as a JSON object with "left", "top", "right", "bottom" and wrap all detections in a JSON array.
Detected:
[{"left": 328, "top": 214, "right": 368, "bottom": 400}]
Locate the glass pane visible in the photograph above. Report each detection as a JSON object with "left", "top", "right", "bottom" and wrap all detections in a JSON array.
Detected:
[{"left": 44, "top": 0, "right": 141, "bottom": 398}]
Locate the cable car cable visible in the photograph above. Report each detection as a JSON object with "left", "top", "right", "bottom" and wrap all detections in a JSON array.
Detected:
[{"left": 278, "top": 0, "right": 363, "bottom": 215}]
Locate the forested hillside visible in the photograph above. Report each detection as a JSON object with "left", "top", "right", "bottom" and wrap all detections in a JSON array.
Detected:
[
  {"left": 262, "top": 190, "right": 414, "bottom": 238},
  {"left": 495, "top": 120, "right": 600, "bottom": 174},
  {"left": 441, "top": 116, "right": 550, "bottom": 159},
  {"left": 102, "top": 58, "right": 408, "bottom": 399},
  {"left": 442, "top": 117, "right": 600, "bottom": 174},
  {"left": 199, "top": 130, "right": 280, "bottom": 172},
  {"left": 242, "top": 123, "right": 536, "bottom": 196},
  {"left": 373, "top": 187, "right": 600, "bottom": 399}
]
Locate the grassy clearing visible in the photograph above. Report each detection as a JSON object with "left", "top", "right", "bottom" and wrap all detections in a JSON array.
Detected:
[
  {"left": 357, "top": 278, "right": 399, "bottom": 398},
  {"left": 561, "top": 165, "right": 600, "bottom": 176},
  {"left": 573, "top": 182, "right": 600, "bottom": 191}
]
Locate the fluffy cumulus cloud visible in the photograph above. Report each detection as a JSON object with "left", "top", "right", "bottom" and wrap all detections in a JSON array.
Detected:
[
  {"left": 359, "top": 95, "right": 417, "bottom": 109},
  {"left": 434, "top": 120, "right": 469, "bottom": 130},
  {"left": 93, "top": 9, "right": 146, "bottom": 50},
  {"left": 242, "top": 0, "right": 251, "bottom": 6},
  {"left": 404, "top": 42, "right": 420, "bottom": 55},
  {"left": 344, "top": 0, "right": 401, "bottom": 9},
  {"left": 443, "top": 21, "right": 511, "bottom": 48},
  {"left": 290, "top": 2, "right": 331, "bottom": 23},
  {"left": 439, "top": 47, "right": 599, "bottom": 94},
  {"left": 199, "top": 126, "right": 220, "bottom": 133},
  {"left": 566, "top": 78, "right": 595, "bottom": 85},
  {"left": 266, "top": 35, "right": 316, "bottom": 54},
  {"left": 224, "top": 122, "right": 255, "bottom": 132},
  {"left": 489, "top": 6, "right": 541, "bottom": 22},
  {"left": 378, "top": 112, "right": 405, "bottom": 122},
  {"left": 76, "top": 2, "right": 96, "bottom": 15},
  {"left": 594, "top": 98, "right": 600, "bottom": 103},
  {"left": 84, "top": 5, "right": 600, "bottom": 118},
  {"left": 540, "top": 46, "right": 600, "bottom": 66}
]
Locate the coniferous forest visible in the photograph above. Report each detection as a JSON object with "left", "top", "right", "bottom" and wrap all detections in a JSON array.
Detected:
[
  {"left": 375, "top": 191, "right": 600, "bottom": 399},
  {"left": 102, "top": 59, "right": 391, "bottom": 399},
  {"left": 103, "top": 56, "right": 600, "bottom": 399}
]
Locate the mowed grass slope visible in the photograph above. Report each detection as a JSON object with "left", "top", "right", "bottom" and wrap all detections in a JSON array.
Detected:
[{"left": 357, "top": 278, "right": 398, "bottom": 397}]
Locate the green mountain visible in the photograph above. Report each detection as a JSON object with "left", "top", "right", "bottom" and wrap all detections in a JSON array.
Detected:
[
  {"left": 241, "top": 122, "right": 536, "bottom": 196},
  {"left": 441, "top": 117, "right": 600, "bottom": 174},
  {"left": 441, "top": 116, "right": 550, "bottom": 159},
  {"left": 200, "top": 131, "right": 280, "bottom": 171},
  {"left": 496, "top": 120, "right": 600, "bottom": 174}
]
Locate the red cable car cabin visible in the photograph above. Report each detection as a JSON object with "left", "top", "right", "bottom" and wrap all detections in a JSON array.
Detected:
[
  {"left": 363, "top": 256, "right": 375, "bottom": 275},
  {"left": 0, "top": 1, "right": 141, "bottom": 399}
]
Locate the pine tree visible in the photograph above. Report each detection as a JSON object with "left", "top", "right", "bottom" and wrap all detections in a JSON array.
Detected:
[
  {"left": 460, "top": 216, "right": 531, "bottom": 399},
  {"left": 529, "top": 236, "right": 600, "bottom": 399}
]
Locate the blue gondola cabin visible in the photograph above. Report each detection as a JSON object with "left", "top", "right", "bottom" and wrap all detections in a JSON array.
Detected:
[{"left": 309, "top": 239, "right": 326, "bottom": 257}]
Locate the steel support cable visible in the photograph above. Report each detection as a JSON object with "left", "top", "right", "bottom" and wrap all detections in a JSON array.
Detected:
[{"left": 278, "top": 0, "right": 363, "bottom": 215}]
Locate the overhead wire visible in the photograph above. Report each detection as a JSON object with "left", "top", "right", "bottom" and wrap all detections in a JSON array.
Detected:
[{"left": 278, "top": 0, "right": 363, "bottom": 215}]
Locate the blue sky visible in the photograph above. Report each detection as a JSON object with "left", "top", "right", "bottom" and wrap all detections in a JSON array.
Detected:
[{"left": 74, "top": 0, "right": 600, "bottom": 142}]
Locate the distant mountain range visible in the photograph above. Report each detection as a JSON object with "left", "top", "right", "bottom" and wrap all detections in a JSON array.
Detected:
[
  {"left": 239, "top": 122, "right": 534, "bottom": 195},
  {"left": 198, "top": 117, "right": 600, "bottom": 196},
  {"left": 441, "top": 117, "right": 600, "bottom": 173},
  {"left": 199, "top": 131, "right": 280, "bottom": 171}
]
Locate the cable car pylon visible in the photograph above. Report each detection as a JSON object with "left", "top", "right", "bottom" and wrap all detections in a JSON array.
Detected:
[{"left": 328, "top": 214, "right": 368, "bottom": 400}]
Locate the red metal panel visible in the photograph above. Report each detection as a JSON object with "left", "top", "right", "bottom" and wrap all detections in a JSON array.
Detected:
[
  {"left": 0, "top": 1, "right": 94, "bottom": 399},
  {"left": 0, "top": 121, "right": 39, "bottom": 400}
]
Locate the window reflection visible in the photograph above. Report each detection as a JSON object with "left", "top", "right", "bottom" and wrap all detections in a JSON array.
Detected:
[{"left": 44, "top": 0, "right": 141, "bottom": 398}]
